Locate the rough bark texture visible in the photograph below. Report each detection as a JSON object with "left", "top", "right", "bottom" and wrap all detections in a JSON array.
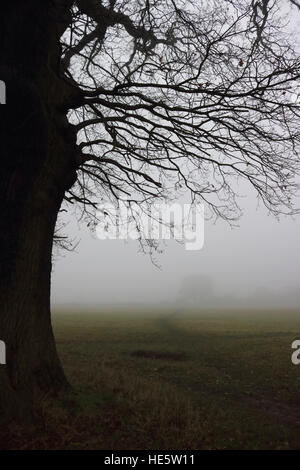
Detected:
[{"left": 0, "top": 0, "right": 79, "bottom": 422}]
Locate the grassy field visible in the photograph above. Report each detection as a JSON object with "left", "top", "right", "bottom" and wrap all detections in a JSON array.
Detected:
[{"left": 2, "top": 309, "right": 300, "bottom": 450}]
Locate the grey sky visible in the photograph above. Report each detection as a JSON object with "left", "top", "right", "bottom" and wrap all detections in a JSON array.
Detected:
[
  {"left": 51, "top": 1, "right": 300, "bottom": 311},
  {"left": 51, "top": 183, "right": 300, "bottom": 309}
]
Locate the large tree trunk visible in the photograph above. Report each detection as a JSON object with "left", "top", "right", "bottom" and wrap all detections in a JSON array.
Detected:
[{"left": 0, "top": 0, "right": 80, "bottom": 422}]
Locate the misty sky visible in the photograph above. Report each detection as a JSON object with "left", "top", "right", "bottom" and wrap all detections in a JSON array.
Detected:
[
  {"left": 51, "top": 1, "right": 300, "bottom": 311},
  {"left": 51, "top": 181, "right": 300, "bottom": 309}
]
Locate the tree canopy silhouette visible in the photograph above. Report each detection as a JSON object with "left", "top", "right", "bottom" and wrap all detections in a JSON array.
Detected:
[{"left": 64, "top": 0, "right": 300, "bottom": 222}]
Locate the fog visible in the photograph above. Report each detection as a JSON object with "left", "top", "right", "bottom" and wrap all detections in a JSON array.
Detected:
[
  {"left": 51, "top": 181, "right": 300, "bottom": 311},
  {"left": 51, "top": 2, "right": 300, "bottom": 313}
]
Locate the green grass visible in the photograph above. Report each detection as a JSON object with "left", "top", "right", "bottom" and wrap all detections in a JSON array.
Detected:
[{"left": 3, "top": 309, "right": 300, "bottom": 449}]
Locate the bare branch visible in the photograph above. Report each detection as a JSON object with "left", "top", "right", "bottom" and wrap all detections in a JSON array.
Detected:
[{"left": 58, "top": 0, "right": 300, "bottom": 229}]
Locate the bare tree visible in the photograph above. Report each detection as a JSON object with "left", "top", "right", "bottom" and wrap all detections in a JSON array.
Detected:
[
  {"left": 0, "top": 0, "right": 299, "bottom": 421},
  {"left": 179, "top": 275, "right": 215, "bottom": 308}
]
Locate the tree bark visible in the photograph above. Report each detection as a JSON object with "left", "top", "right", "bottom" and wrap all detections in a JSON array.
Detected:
[{"left": 0, "top": 0, "right": 79, "bottom": 422}]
